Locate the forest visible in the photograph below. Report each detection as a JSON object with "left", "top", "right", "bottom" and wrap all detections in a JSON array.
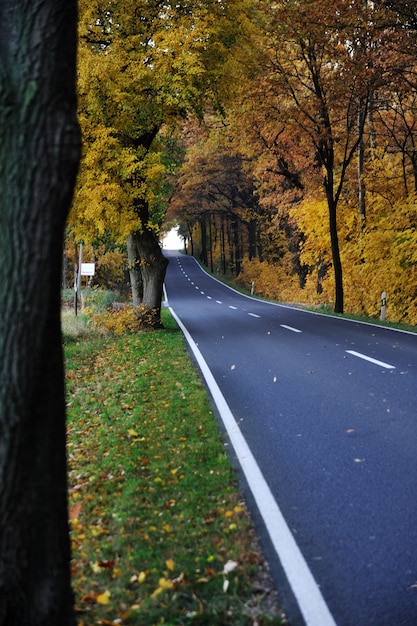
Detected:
[{"left": 70, "top": 0, "right": 417, "bottom": 325}]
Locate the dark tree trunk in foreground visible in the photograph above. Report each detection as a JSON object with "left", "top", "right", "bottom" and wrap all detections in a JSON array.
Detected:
[{"left": 0, "top": 1, "right": 80, "bottom": 624}]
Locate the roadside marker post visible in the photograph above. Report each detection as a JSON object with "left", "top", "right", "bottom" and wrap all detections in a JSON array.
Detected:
[{"left": 380, "top": 291, "right": 387, "bottom": 321}]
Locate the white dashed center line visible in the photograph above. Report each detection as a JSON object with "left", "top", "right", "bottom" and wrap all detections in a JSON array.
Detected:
[
  {"left": 248, "top": 313, "right": 260, "bottom": 318},
  {"left": 346, "top": 350, "right": 395, "bottom": 369},
  {"left": 229, "top": 306, "right": 238, "bottom": 310},
  {"left": 281, "top": 324, "right": 302, "bottom": 333}
]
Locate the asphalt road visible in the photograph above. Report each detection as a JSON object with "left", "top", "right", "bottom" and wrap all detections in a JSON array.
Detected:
[{"left": 163, "top": 250, "right": 417, "bottom": 626}]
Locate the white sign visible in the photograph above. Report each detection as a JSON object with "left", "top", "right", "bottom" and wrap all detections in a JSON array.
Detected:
[{"left": 81, "top": 263, "right": 95, "bottom": 276}]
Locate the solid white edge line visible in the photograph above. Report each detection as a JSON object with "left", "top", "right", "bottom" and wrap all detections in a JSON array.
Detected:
[
  {"left": 346, "top": 350, "right": 396, "bottom": 369},
  {"left": 168, "top": 303, "right": 337, "bottom": 626}
]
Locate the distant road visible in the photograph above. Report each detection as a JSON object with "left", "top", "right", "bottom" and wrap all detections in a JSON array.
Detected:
[{"left": 164, "top": 251, "right": 417, "bottom": 626}]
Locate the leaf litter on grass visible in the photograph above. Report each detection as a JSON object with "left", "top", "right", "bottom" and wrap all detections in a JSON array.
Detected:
[{"left": 65, "top": 310, "right": 287, "bottom": 626}]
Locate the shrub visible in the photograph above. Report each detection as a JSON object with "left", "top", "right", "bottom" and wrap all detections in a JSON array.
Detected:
[
  {"left": 91, "top": 304, "right": 158, "bottom": 335},
  {"left": 83, "top": 287, "right": 119, "bottom": 312}
]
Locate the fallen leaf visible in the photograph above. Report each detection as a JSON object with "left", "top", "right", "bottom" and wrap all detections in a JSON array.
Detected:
[
  {"left": 98, "top": 559, "right": 115, "bottom": 570},
  {"left": 69, "top": 503, "right": 82, "bottom": 520},
  {"left": 205, "top": 567, "right": 217, "bottom": 577},
  {"left": 172, "top": 572, "right": 185, "bottom": 586},
  {"left": 90, "top": 562, "right": 101, "bottom": 574},
  {"left": 151, "top": 577, "right": 174, "bottom": 598},
  {"left": 96, "top": 590, "right": 111, "bottom": 605},
  {"left": 82, "top": 591, "right": 98, "bottom": 604},
  {"left": 223, "top": 560, "right": 238, "bottom": 574}
]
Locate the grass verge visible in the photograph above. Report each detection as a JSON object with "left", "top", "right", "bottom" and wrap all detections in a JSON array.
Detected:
[{"left": 64, "top": 308, "right": 286, "bottom": 626}]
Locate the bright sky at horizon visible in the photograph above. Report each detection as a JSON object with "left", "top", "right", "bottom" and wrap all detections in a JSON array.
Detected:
[{"left": 162, "top": 227, "right": 183, "bottom": 250}]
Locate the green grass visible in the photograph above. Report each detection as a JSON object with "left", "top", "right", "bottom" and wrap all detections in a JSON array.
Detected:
[{"left": 64, "top": 309, "right": 286, "bottom": 626}]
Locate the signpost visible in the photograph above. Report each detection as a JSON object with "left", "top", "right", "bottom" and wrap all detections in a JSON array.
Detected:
[
  {"left": 81, "top": 263, "right": 95, "bottom": 277},
  {"left": 74, "top": 244, "right": 95, "bottom": 316}
]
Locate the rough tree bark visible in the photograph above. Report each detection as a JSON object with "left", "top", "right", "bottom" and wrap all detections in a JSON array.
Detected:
[
  {"left": 127, "top": 233, "right": 143, "bottom": 307},
  {"left": 127, "top": 197, "right": 169, "bottom": 327},
  {"left": 0, "top": 1, "right": 81, "bottom": 624},
  {"left": 135, "top": 228, "right": 169, "bottom": 328},
  {"left": 128, "top": 228, "right": 169, "bottom": 327}
]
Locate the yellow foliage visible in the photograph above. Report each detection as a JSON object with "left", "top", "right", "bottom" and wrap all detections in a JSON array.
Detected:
[
  {"left": 236, "top": 257, "right": 301, "bottom": 303},
  {"left": 231, "top": 187, "right": 417, "bottom": 326},
  {"left": 90, "top": 305, "right": 159, "bottom": 334},
  {"left": 93, "top": 247, "right": 127, "bottom": 292}
]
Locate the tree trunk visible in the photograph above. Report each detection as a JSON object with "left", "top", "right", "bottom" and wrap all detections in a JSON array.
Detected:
[
  {"left": 326, "top": 188, "right": 344, "bottom": 314},
  {"left": 358, "top": 105, "right": 366, "bottom": 224},
  {"left": 0, "top": 1, "right": 80, "bottom": 625},
  {"left": 200, "top": 218, "right": 208, "bottom": 266},
  {"left": 220, "top": 216, "right": 226, "bottom": 274},
  {"left": 232, "top": 218, "right": 242, "bottom": 276},
  {"left": 248, "top": 219, "right": 257, "bottom": 261},
  {"left": 208, "top": 213, "right": 214, "bottom": 273},
  {"left": 130, "top": 229, "right": 169, "bottom": 328},
  {"left": 127, "top": 233, "right": 142, "bottom": 306}
]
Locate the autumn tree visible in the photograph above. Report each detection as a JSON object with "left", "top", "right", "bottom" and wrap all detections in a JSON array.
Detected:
[
  {"left": 0, "top": 1, "right": 80, "bottom": 624},
  {"left": 74, "top": 0, "right": 252, "bottom": 326},
  {"left": 224, "top": 73, "right": 311, "bottom": 286},
  {"left": 165, "top": 0, "right": 417, "bottom": 322},
  {"left": 169, "top": 121, "right": 261, "bottom": 274},
  {"left": 249, "top": 0, "right": 395, "bottom": 312}
]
